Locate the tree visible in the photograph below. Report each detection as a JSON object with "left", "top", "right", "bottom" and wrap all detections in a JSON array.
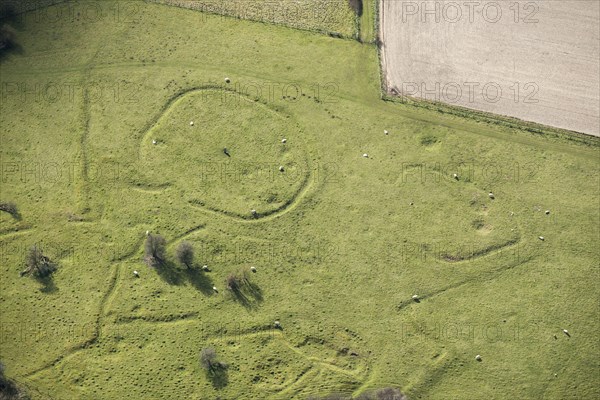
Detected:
[
  {"left": 200, "top": 347, "right": 227, "bottom": 373},
  {"left": 144, "top": 234, "right": 166, "bottom": 266},
  {"left": 20, "top": 245, "right": 57, "bottom": 279},
  {"left": 175, "top": 241, "right": 194, "bottom": 268}
]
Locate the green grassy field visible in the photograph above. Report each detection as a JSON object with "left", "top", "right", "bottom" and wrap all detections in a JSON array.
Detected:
[{"left": 0, "top": 1, "right": 598, "bottom": 399}]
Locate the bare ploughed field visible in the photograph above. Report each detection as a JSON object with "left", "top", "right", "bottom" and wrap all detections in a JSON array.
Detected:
[{"left": 380, "top": 0, "right": 600, "bottom": 136}]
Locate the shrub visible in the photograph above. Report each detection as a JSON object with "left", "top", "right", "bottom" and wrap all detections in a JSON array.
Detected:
[
  {"left": 226, "top": 273, "right": 241, "bottom": 292},
  {"left": 175, "top": 241, "right": 194, "bottom": 268},
  {"left": 226, "top": 269, "right": 248, "bottom": 292}
]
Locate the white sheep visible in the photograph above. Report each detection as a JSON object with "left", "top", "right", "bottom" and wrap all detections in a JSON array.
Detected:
[
  {"left": 281, "top": 138, "right": 287, "bottom": 143},
  {"left": 251, "top": 209, "right": 257, "bottom": 216},
  {"left": 133, "top": 270, "right": 139, "bottom": 277},
  {"left": 545, "top": 210, "right": 550, "bottom": 215},
  {"left": 213, "top": 286, "right": 218, "bottom": 292},
  {"left": 363, "top": 153, "right": 368, "bottom": 158},
  {"left": 475, "top": 355, "right": 482, "bottom": 361},
  {"left": 224, "top": 77, "right": 231, "bottom": 83},
  {"left": 488, "top": 192, "right": 495, "bottom": 199},
  {"left": 145, "top": 230, "right": 149, "bottom": 236},
  {"left": 452, "top": 173, "right": 459, "bottom": 180},
  {"left": 412, "top": 294, "right": 419, "bottom": 300},
  {"left": 250, "top": 266, "right": 257, "bottom": 272},
  {"left": 190, "top": 121, "right": 194, "bottom": 126},
  {"left": 202, "top": 265, "right": 209, "bottom": 271},
  {"left": 279, "top": 166, "right": 284, "bottom": 172},
  {"left": 539, "top": 236, "right": 545, "bottom": 241},
  {"left": 384, "top": 130, "right": 389, "bottom": 135},
  {"left": 152, "top": 139, "right": 157, "bottom": 145}
]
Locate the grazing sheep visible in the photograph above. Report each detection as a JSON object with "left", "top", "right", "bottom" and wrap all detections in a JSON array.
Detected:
[
  {"left": 384, "top": 130, "right": 389, "bottom": 135},
  {"left": 475, "top": 355, "right": 482, "bottom": 361},
  {"left": 213, "top": 286, "right": 218, "bottom": 292},
  {"left": 279, "top": 166, "right": 284, "bottom": 172},
  {"left": 281, "top": 138, "right": 287, "bottom": 143},
  {"left": 452, "top": 173, "right": 459, "bottom": 180},
  {"left": 412, "top": 294, "right": 419, "bottom": 301},
  {"left": 190, "top": 121, "right": 194, "bottom": 126},
  {"left": 409, "top": 202, "right": 414, "bottom": 206},
  {"left": 133, "top": 270, "right": 139, "bottom": 277},
  {"left": 363, "top": 153, "right": 368, "bottom": 158},
  {"left": 488, "top": 192, "right": 495, "bottom": 199},
  {"left": 274, "top": 321, "right": 281, "bottom": 329},
  {"left": 538, "top": 236, "right": 545, "bottom": 241},
  {"left": 250, "top": 266, "right": 257, "bottom": 273},
  {"left": 223, "top": 148, "right": 230, "bottom": 157},
  {"left": 251, "top": 209, "right": 257, "bottom": 216},
  {"left": 152, "top": 139, "right": 157, "bottom": 145},
  {"left": 145, "top": 230, "right": 149, "bottom": 236},
  {"left": 545, "top": 210, "right": 550, "bottom": 215},
  {"left": 563, "top": 329, "right": 570, "bottom": 336},
  {"left": 225, "top": 77, "right": 231, "bottom": 83},
  {"left": 202, "top": 265, "right": 209, "bottom": 272}
]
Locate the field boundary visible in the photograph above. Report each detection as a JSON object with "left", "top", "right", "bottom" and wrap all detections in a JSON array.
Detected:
[{"left": 145, "top": 0, "right": 359, "bottom": 40}]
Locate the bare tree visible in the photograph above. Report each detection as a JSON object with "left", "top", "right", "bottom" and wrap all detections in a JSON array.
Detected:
[
  {"left": 175, "top": 241, "right": 194, "bottom": 268},
  {"left": 20, "top": 245, "right": 57, "bottom": 279},
  {"left": 200, "top": 347, "right": 227, "bottom": 373},
  {"left": 144, "top": 234, "right": 166, "bottom": 267}
]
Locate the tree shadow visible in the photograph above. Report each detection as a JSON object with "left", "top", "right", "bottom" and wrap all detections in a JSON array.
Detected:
[
  {"left": 36, "top": 275, "right": 58, "bottom": 294},
  {"left": 153, "top": 259, "right": 186, "bottom": 286},
  {"left": 229, "top": 280, "right": 263, "bottom": 310},
  {"left": 0, "top": 4, "right": 24, "bottom": 64},
  {"left": 0, "top": 4, "right": 25, "bottom": 30},
  {"left": 206, "top": 365, "right": 229, "bottom": 389},
  {"left": 183, "top": 265, "right": 214, "bottom": 296},
  {"left": 0, "top": 41, "right": 23, "bottom": 63},
  {"left": 0, "top": 204, "right": 21, "bottom": 220},
  {"left": 153, "top": 260, "right": 215, "bottom": 296}
]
